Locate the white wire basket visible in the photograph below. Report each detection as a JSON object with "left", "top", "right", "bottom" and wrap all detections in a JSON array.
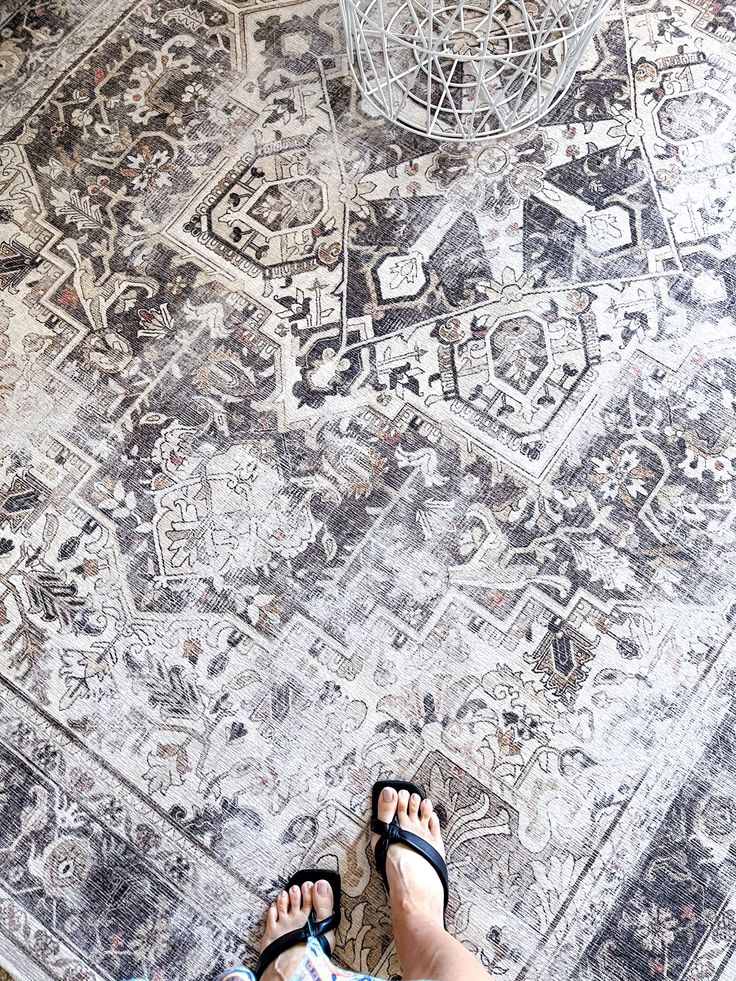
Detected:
[{"left": 339, "top": 0, "right": 612, "bottom": 140}]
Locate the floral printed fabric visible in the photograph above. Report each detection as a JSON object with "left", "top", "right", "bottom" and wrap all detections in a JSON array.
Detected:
[
  {"left": 125, "top": 939, "right": 433, "bottom": 981},
  {"left": 215, "top": 939, "right": 406, "bottom": 980}
]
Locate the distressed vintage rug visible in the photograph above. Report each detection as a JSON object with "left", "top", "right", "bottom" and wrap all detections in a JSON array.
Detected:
[{"left": 2, "top": 0, "right": 736, "bottom": 979}]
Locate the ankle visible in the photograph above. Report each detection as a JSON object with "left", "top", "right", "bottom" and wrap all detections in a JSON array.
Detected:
[
  {"left": 266, "top": 948, "right": 304, "bottom": 981},
  {"left": 391, "top": 891, "right": 445, "bottom": 926}
]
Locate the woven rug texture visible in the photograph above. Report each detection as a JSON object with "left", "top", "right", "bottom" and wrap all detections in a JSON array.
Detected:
[{"left": 1, "top": 0, "right": 736, "bottom": 979}]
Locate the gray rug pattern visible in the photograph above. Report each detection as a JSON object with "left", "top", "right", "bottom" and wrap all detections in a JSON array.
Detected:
[{"left": 1, "top": 0, "right": 736, "bottom": 978}]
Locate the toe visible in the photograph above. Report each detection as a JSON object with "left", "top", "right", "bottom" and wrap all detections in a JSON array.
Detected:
[
  {"left": 420, "top": 798, "right": 433, "bottom": 822},
  {"left": 313, "top": 879, "right": 334, "bottom": 922},
  {"left": 397, "top": 788, "right": 410, "bottom": 819},
  {"left": 301, "top": 881, "right": 313, "bottom": 915},
  {"left": 289, "top": 884, "right": 301, "bottom": 911},
  {"left": 377, "top": 786, "right": 398, "bottom": 824},
  {"left": 267, "top": 903, "right": 278, "bottom": 927},
  {"left": 408, "top": 792, "right": 421, "bottom": 819},
  {"left": 277, "top": 890, "right": 288, "bottom": 915},
  {"left": 428, "top": 813, "right": 442, "bottom": 841}
]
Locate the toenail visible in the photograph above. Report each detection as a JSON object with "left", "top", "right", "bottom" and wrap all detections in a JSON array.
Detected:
[
  {"left": 383, "top": 787, "right": 395, "bottom": 801},
  {"left": 317, "top": 880, "right": 328, "bottom": 895}
]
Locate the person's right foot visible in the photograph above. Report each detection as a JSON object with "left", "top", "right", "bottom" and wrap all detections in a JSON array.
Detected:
[{"left": 370, "top": 787, "right": 445, "bottom": 925}]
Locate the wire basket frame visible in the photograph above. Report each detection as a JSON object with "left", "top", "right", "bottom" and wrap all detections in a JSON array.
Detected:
[{"left": 339, "top": 0, "right": 612, "bottom": 139}]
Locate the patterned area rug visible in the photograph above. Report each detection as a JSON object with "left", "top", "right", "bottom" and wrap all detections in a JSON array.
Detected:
[{"left": 2, "top": 0, "right": 736, "bottom": 979}]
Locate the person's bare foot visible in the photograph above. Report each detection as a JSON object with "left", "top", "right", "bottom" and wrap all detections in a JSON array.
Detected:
[
  {"left": 259, "top": 879, "right": 336, "bottom": 981},
  {"left": 371, "top": 787, "right": 445, "bottom": 925}
]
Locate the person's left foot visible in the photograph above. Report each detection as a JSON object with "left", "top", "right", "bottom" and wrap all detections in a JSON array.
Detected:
[{"left": 259, "top": 879, "right": 336, "bottom": 981}]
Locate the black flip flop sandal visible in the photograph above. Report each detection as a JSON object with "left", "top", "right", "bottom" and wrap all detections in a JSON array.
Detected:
[
  {"left": 371, "top": 780, "right": 450, "bottom": 922},
  {"left": 254, "top": 868, "right": 341, "bottom": 980}
]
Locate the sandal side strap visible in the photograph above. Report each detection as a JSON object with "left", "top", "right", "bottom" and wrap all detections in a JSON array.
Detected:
[
  {"left": 254, "top": 914, "right": 336, "bottom": 980},
  {"left": 371, "top": 820, "right": 449, "bottom": 909},
  {"left": 255, "top": 926, "right": 309, "bottom": 979},
  {"left": 313, "top": 911, "right": 340, "bottom": 936}
]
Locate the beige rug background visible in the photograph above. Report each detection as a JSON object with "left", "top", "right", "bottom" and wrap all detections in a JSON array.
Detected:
[{"left": 2, "top": 0, "right": 736, "bottom": 978}]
